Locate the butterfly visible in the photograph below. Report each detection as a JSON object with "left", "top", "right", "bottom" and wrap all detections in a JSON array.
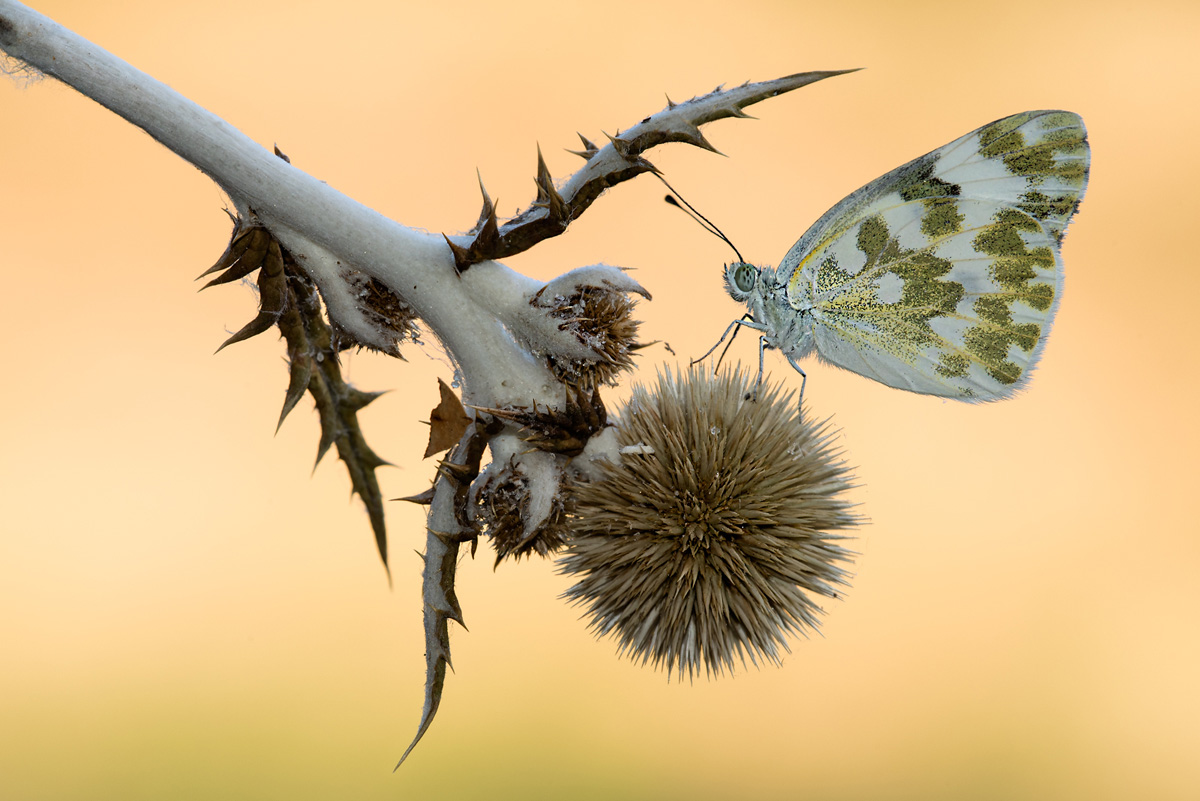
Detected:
[{"left": 710, "top": 110, "right": 1090, "bottom": 402}]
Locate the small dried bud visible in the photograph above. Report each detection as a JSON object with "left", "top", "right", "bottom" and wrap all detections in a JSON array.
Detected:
[
  {"left": 470, "top": 383, "right": 607, "bottom": 457},
  {"left": 533, "top": 284, "right": 643, "bottom": 386},
  {"left": 330, "top": 268, "right": 419, "bottom": 355},
  {"left": 559, "top": 365, "right": 859, "bottom": 678},
  {"left": 473, "top": 452, "right": 570, "bottom": 566}
]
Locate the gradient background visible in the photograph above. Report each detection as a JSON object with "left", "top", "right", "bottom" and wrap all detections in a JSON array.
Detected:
[{"left": 2, "top": 1, "right": 1197, "bottom": 799}]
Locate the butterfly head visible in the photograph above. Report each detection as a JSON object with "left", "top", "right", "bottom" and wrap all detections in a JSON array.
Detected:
[{"left": 723, "top": 261, "right": 762, "bottom": 303}]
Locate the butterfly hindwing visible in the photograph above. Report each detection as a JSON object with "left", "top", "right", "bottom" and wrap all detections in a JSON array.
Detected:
[{"left": 779, "top": 110, "right": 1089, "bottom": 400}]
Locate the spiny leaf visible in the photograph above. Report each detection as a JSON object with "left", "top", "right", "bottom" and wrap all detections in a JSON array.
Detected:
[
  {"left": 345, "top": 387, "right": 387, "bottom": 412},
  {"left": 394, "top": 486, "right": 435, "bottom": 505},
  {"left": 199, "top": 225, "right": 271, "bottom": 288},
  {"left": 397, "top": 422, "right": 496, "bottom": 768},
  {"left": 276, "top": 350, "right": 312, "bottom": 433},
  {"left": 445, "top": 69, "right": 857, "bottom": 268},
  {"left": 566, "top": 132, "right": 600, "bottom": 160},
  {"left": 396, "top": 548, "right": 452, "bottom": 768},
  {"left": 214, "top": 237, "right": 286, "bottom": 352},
  {"left": 450, "top": 171, "right": 503, "bottom": 273},
  {"left": 280, "top": 268, "right": 393, "bottom": 579},
  {"left": 467, "top": 169, "right": 497, "bottom": 236},
  {"left": 533, "top": 143, "right": 568, "bottom": 224},
  {"left": 204, "top": 211, "right": 393, "bottom": 580}
]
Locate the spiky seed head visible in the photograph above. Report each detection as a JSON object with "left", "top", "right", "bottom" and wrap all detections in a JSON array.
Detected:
[
  {"left": 328, "top": 269, "right": 418, "bottom": 355},
  {"left": 536, "top": 285, "right": 643, "bottom": 386},
  {"left": 474, "top": 459, "right": 570, "bottom": 566},
  {"left": 559, "top": 364, "right": 859, "bottom": 679}
]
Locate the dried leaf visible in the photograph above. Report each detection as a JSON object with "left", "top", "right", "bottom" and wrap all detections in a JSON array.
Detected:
[
  {"left": 276, "top": 347, "right": 312, "bottom": 432},
  {"left": 424, "top": 378, "right": 471, "bottom": 458}
]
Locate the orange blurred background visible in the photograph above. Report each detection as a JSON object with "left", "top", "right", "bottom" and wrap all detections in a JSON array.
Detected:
[{"left": 2, "top": 1, "right": 1197, "bottom": 798}]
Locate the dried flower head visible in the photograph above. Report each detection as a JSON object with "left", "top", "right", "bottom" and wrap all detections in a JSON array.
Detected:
[
  {"left": 559, "top": 365, "right": 859, "bottom": 678},
  {"left": 330, "top": 268, "right": 419, "bottom": 355},
  {"left": 470, "top": 383, "right": 607, "bottom": 457},
  {"left": 533, "top": 284, "right": 643, "bottom": 387},
  {"left": 473, "top": 455, "right": 570, "bottom": 566}
]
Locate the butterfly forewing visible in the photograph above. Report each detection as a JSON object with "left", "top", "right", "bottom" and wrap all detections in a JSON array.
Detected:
[{"left": 780, "top": 110, "right": 1089, "bottom": 400}]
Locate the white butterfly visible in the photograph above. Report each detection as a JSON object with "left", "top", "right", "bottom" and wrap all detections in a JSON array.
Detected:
[{"left": 713, "top": 110, "right": 1090, "bottom": 401}]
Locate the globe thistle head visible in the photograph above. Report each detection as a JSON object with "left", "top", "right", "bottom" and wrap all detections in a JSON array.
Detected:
[{"left": 559, "top": 364, "right": 859, "bottom": 679}]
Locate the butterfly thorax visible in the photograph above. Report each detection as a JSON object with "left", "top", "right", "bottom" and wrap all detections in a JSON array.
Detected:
[{"left": 723, "top": 261, "right": 816, "bottom": 360}]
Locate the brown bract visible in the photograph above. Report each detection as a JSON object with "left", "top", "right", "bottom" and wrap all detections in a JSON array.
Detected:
[{"left": 424, "top": 378, "right": 472, "bottom": 458}]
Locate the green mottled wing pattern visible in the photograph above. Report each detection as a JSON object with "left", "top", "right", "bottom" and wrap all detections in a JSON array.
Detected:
[{"left": 780, "top": 111, "right": 1089, "bottom": 400}]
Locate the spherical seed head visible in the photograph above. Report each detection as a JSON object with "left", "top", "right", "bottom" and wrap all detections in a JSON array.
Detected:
[{"left": 559, "top": 364, "right": 859, "bottom": 679}]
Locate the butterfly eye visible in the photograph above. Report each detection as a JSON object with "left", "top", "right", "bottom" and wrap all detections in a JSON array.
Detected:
[{"left": 725, "top": 262, "right": 759, "bottom": 301}]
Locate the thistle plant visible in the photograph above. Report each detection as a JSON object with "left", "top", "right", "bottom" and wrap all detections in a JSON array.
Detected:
[{"left": 1, "top": 1, "right": 861, "bottom": 765}]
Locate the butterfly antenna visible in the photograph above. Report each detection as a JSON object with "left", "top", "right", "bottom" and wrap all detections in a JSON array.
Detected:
[{"left": 655, "top": 174, "right": 745, "bottom": 263}]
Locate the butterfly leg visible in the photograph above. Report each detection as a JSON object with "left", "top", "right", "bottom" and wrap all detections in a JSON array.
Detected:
[
  {"left": 784, "top": 353, "right": 808, "bottom": 410},
  {"left": 751, "top": 335, "right": 769, "bottom": 400},
  {"left": 693, "top": 314, "right": 753, "bottom": 372}
]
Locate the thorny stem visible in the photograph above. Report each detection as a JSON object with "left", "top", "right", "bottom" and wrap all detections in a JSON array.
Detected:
[
  {"left": 0, "top": 0, "right": 550, "bottom": 408},
  {"left": 1, "top": 0, "right": 857, "bottom": 764}
]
